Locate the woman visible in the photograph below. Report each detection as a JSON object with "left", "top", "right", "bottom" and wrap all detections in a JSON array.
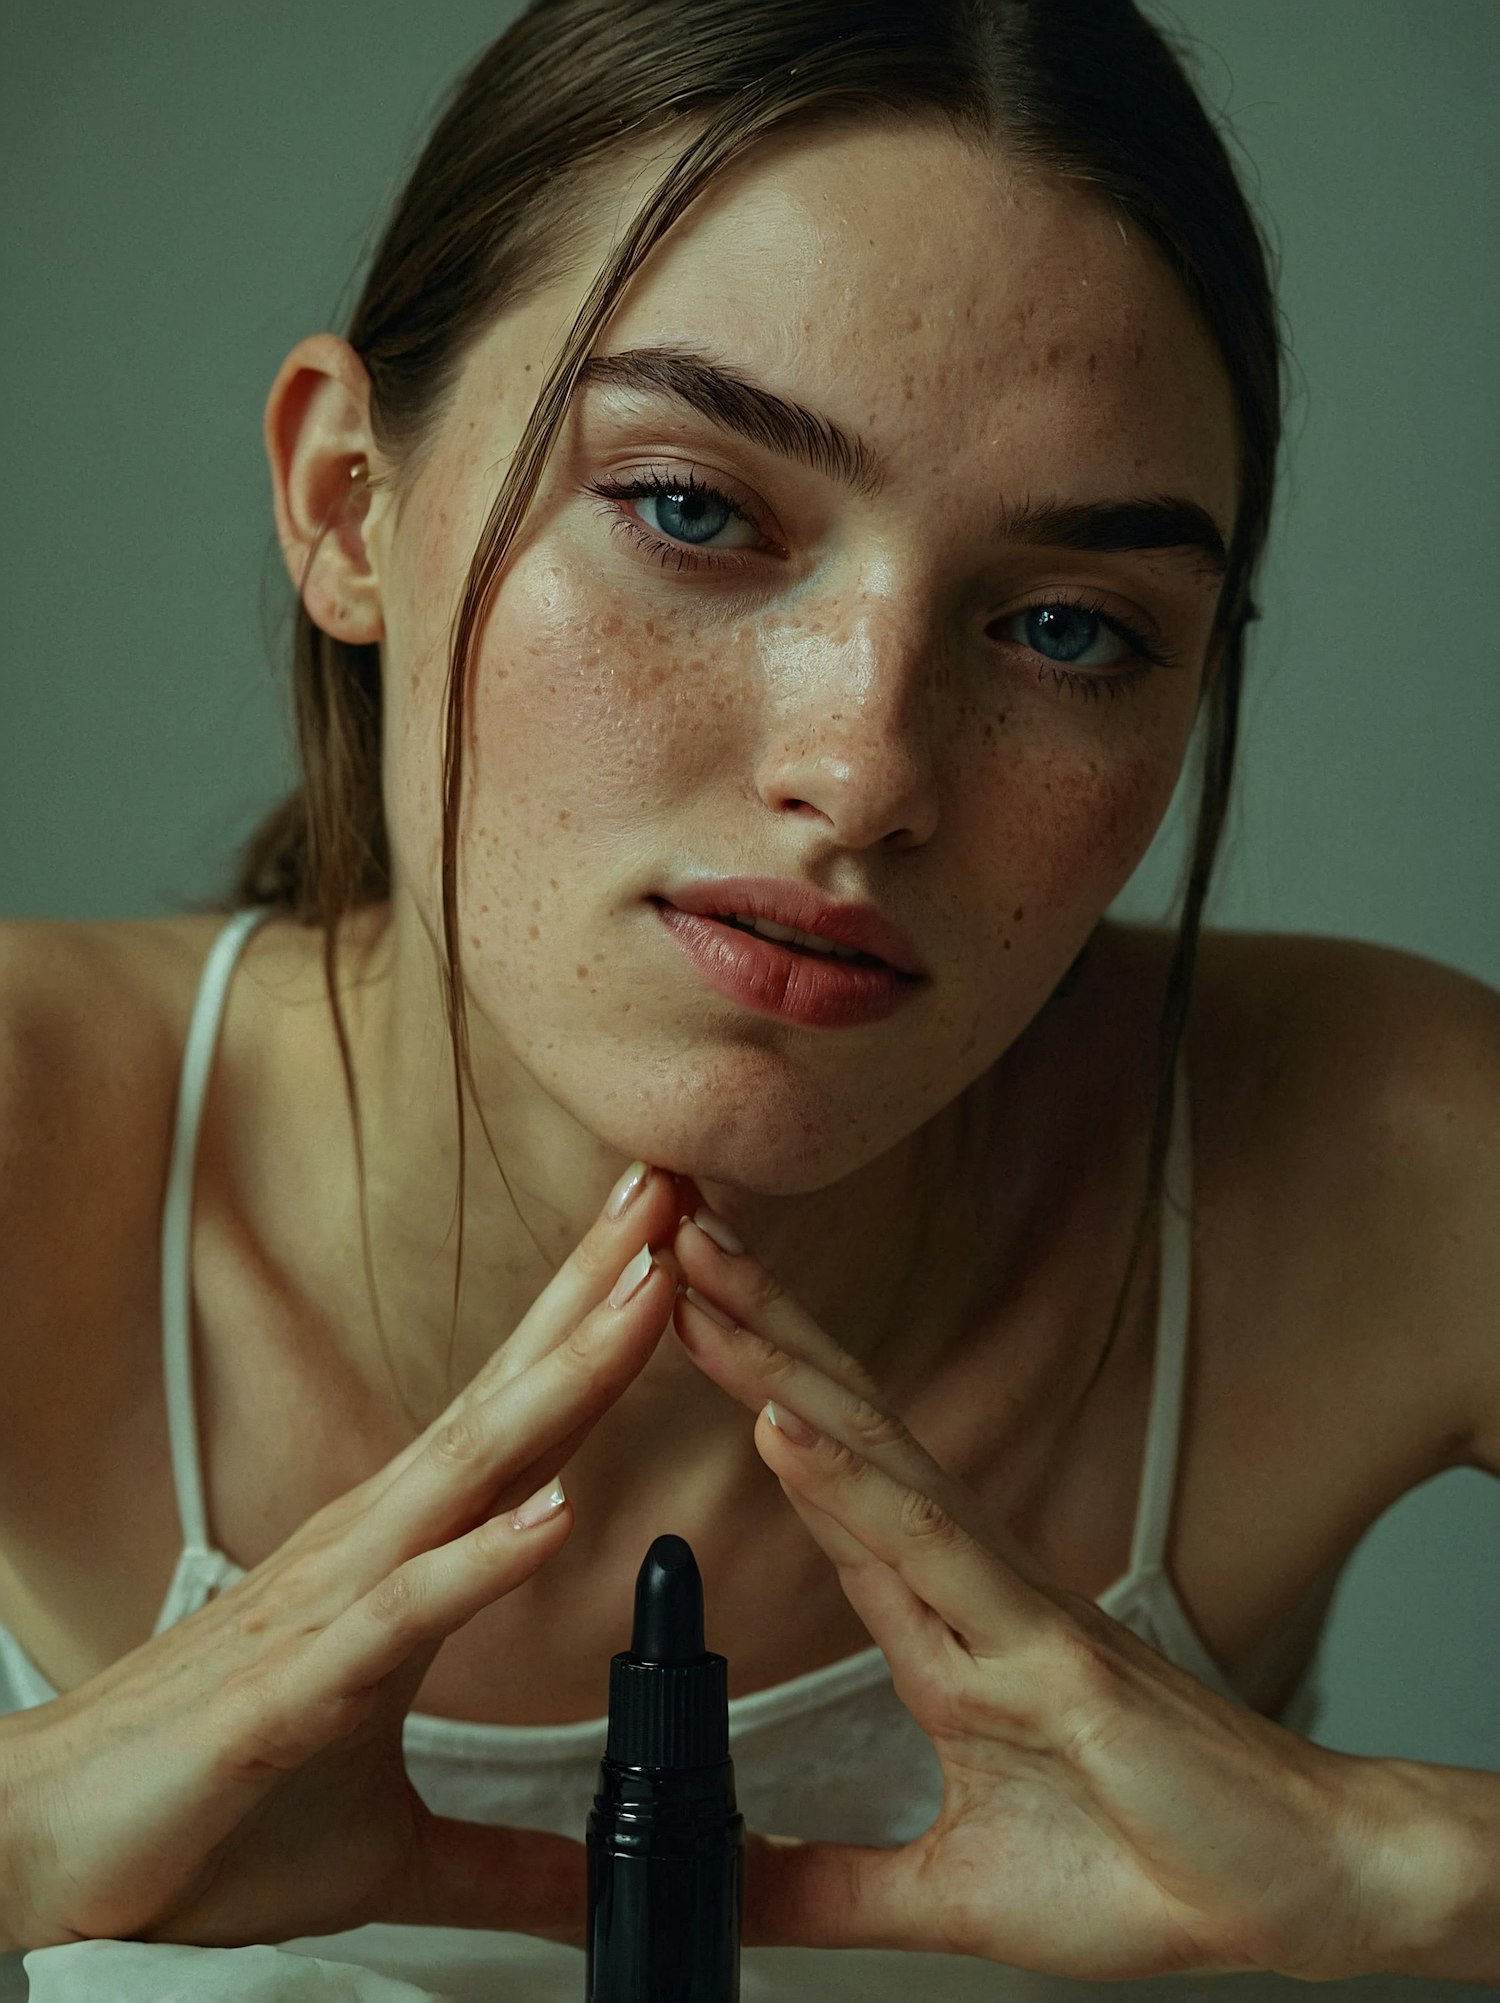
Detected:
[{"left": 0, "top": 0, "right": 1496, "bottom": 1995}]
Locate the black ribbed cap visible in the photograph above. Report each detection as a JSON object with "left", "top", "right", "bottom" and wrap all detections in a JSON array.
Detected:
[{"left": 605, "top": 1535, "right": 728, "bottom": 1767}]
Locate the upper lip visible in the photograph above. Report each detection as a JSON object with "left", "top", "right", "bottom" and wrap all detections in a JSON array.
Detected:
[{"left": 656, "top": 876, "right": 927, "bottom": 977}]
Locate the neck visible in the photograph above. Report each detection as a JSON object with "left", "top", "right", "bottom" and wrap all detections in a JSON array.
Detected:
[{"left": 233, "top": 899, "right": 1105, "bottom": 1536}]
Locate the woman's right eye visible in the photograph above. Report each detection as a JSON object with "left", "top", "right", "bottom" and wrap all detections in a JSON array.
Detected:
[{"left": 585, "top": 468, "right": 767, "bottom": 574}]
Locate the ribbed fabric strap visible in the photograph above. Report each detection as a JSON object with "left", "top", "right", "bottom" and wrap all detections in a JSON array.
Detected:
[
  {"left": 160, "top": 908, "right": 272, "bottom": 1554},
  {"left": 1127, "top": 1039, "right": 1193, "bottom": 1581}
]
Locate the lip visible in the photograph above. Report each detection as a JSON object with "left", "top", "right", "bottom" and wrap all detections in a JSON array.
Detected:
[
  {"left": 653, "top": 902, "right": 921, "bottom": 1030},
  {"left": 655, "top": 876, "right": 926, "bottom": 976}
]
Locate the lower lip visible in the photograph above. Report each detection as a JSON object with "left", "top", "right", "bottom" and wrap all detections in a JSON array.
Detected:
[{"left": 653, "top": 901, "right": 920, "bottom": 1029}]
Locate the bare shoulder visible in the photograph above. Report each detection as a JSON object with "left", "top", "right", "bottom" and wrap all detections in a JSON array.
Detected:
[
  {"left": 0, "top": 913, "right": 227, "bottom": 1458},
  {"left": 1176, "top": 925, "right": 1500, "bottom": 1483}
]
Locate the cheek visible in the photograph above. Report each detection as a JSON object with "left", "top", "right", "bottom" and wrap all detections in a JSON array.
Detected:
[
  {"left": 977, "top": 731, "right": 1180, "bottom": 944},
  {"left": 461, "top": 583, "right": 708, "bottom": 868}
]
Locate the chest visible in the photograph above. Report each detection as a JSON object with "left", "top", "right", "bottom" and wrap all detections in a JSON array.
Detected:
[
  {"left": 0, "top": 927, "right": 1456, "bottom": 1727},
  {"left": 0, "top": 1115, "right": 1428, "bottom": 1733}
]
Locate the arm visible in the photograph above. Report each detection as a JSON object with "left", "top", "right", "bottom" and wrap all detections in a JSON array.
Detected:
[
  {"left": 1342, "top": 1753, "right": 1500, "bottom": 1983},
  {"left": 1314, "top": 943, "right": 1500, "bottom": 1983}
]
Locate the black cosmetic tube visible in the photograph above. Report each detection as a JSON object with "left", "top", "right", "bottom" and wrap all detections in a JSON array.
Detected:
[{"left": 585, "top": 1534, "right": 743, "bottom": 2001}]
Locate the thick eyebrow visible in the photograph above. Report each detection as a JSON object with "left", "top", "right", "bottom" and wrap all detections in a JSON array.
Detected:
[
  {"left": 578, "top": 343, "right": 884, "bottom": 500},
  {"left": 576, "top": 343, "right": 1228, "bottom": 579}
]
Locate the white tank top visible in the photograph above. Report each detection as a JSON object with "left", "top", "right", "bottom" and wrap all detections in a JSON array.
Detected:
[{"left": 1, "top": 908, "right": 1331, "bottom": 2002}]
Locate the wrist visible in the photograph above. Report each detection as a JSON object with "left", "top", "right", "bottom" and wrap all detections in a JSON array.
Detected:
[{"left": 1330, "top": 1751, "right": 1500, "bottom": 1984}]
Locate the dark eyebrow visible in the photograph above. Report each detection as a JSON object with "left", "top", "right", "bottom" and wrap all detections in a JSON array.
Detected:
[
  {"left": 1000, "top": 493, "right": 1227, "bottom": 579},
  {"left": 577, "top": 343, "right": 1228, "bottom": 578},
  {"left": 578, "top": 343, "right": 885, "bottom": 500}
]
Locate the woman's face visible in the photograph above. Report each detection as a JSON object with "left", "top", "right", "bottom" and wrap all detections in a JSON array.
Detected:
[{"left": 365, "top": 120, "right": 1238, "bottom": 1196}]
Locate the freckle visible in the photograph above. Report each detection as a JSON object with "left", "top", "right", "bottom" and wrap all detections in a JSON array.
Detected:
[
  {"left": 468, "top": 933, "right": 481, "bottom": 950},
  {"left": 576, "top": 964, "right": 589, "bottom": 980},
  {"left": 549, "top": 880, "right": 559, "bottom": 891},
  {"left": 1003, "top": 937, "right": 1012, "bottom": 951},
  {"left": 1087, "top": 351, "right": 1097, "bottom": 375},
  {"left": 558, "top": 809, "right": 570, "bottom": 824},
  {"left": 1044, "top": 342, "right": 1064, "bottom": 367},
  {"left": 528, "top": 923, "right": 539, "bottom": 939},
  {"left": 1013, "top": 906, "right": 1024, "bottom": 921}
]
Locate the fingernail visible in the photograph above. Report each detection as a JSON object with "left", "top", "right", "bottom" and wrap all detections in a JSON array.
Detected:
[
  {"left": 765, "top": 1401, "right": 820, "bottom": 1447},
  {"left": 511, "top": 1477, "right": 567, "bottom": 1530},
  {"left": 683, "top": 1285, "right": 737, "bottom": 1332},
  {"left": 606, "top": 1160, "right": 652, "bottom": 1218},
  {"left": 691, "top": 1205, "right": 745, "bottom": 1255},
  {"left": 609, "top": 1243, "right": 655, "bottom": 1309}
]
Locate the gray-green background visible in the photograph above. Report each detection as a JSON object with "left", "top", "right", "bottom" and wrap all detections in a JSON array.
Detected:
[{"left": 2, "top": 0, "right": 1496, "bottom": 1791}]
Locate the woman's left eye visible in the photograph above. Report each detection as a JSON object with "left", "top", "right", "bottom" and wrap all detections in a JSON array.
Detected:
[
  {"left": 585, "top": 468, "right": 765, "bottom": 572},
  {"left": 994, "top": 600, "right": 1172, "bottom": 674}
]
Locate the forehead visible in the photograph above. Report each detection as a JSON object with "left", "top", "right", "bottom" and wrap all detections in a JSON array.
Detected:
[{"left": 475, "top": 119, "right": 1239, "bottom": 532}]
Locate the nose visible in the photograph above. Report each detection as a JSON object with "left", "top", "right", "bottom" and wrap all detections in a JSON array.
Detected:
[{"left": 752, "top": 599, "right": 942, "bottom": 850}]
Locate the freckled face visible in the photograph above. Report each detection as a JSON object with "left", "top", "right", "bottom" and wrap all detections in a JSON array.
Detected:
[{"left": 371, "top": 120, "right": 1238, "bottom": 1194}]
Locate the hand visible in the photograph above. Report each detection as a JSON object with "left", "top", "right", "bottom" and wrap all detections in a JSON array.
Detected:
[
  {"left": 0, "top": 1165, "right": 688, "bottom": 1955},
  {"left": 670, "top": 1207, "right": 1382, "bottom": 1984}
]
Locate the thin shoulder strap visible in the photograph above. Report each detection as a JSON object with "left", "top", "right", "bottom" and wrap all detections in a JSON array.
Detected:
[
  {"left": 161, "top": 907, "right": 272, "bottom": 1554},
  {"left": 1127, "top": 1038, "right": 1193, "bottom": 1580}
]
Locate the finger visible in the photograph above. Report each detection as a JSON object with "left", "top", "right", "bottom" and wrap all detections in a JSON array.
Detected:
[
  {"left": 483, "top": 1164, "right": 687, "bottom": 1389},
  {"left": 229, "top": 1477, "right": 580, "bottom": 1775},
  {"left": 672, "top": 1274, "right": 1008, "bottom": 1577},
  {"left": 672, "top": 1211, "right": 889, "bottom": 1408},
  {"left": 754, "top": 1400, "right": 1053, "bottom": 1661},
  {"left": 369, "top": 1164, "right": 687, "bottom": 1494},
  {"left": 761, "top": 1461, "right": 964, "bottom": 1704},
  {"left": 771, "top": 1475, "right": 947, "bottom": 1655},
  {"left": 353, "top": 1245, "right": 675, "bottom": 1578}
]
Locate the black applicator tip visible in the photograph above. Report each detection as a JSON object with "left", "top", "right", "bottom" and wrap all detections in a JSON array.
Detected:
[{"left": 631, "top": 1533, "right": 706, "bottom": 1662}]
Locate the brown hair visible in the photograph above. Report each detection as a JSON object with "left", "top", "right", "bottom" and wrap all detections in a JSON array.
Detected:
[{"left": 236, "top": 0, "right": 1281, "bottom": 1426}]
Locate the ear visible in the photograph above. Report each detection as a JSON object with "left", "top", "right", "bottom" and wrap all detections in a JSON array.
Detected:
[{"left": 263, "top": 333, "right": 386, "bottom": 645}]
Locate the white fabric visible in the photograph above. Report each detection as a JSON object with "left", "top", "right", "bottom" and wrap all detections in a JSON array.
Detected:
[
  {"left": 23, "top": 1935, "right": 1500, "bottom": 2001},
  {"left": 1, "top": 913, "right": 1347, "bottom": 2001}
]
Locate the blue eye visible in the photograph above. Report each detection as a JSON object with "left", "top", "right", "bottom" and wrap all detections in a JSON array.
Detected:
[
  {"left": 1017, "top": 603, "right": 1129, "bottom": 668},
  {"left": 586, "top": 467, "right": 762, "bottom": 571},
  {"left": 643, "top": 484, "right": 732, "bottom": 545},
  {"left": 993, "top": 596, "right": 1177, "bottom": 700}
]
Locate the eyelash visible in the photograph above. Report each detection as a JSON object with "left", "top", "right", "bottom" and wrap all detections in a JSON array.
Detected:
[{"left": 584, "top": 466, "right": 1178, "bottom": 701}]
